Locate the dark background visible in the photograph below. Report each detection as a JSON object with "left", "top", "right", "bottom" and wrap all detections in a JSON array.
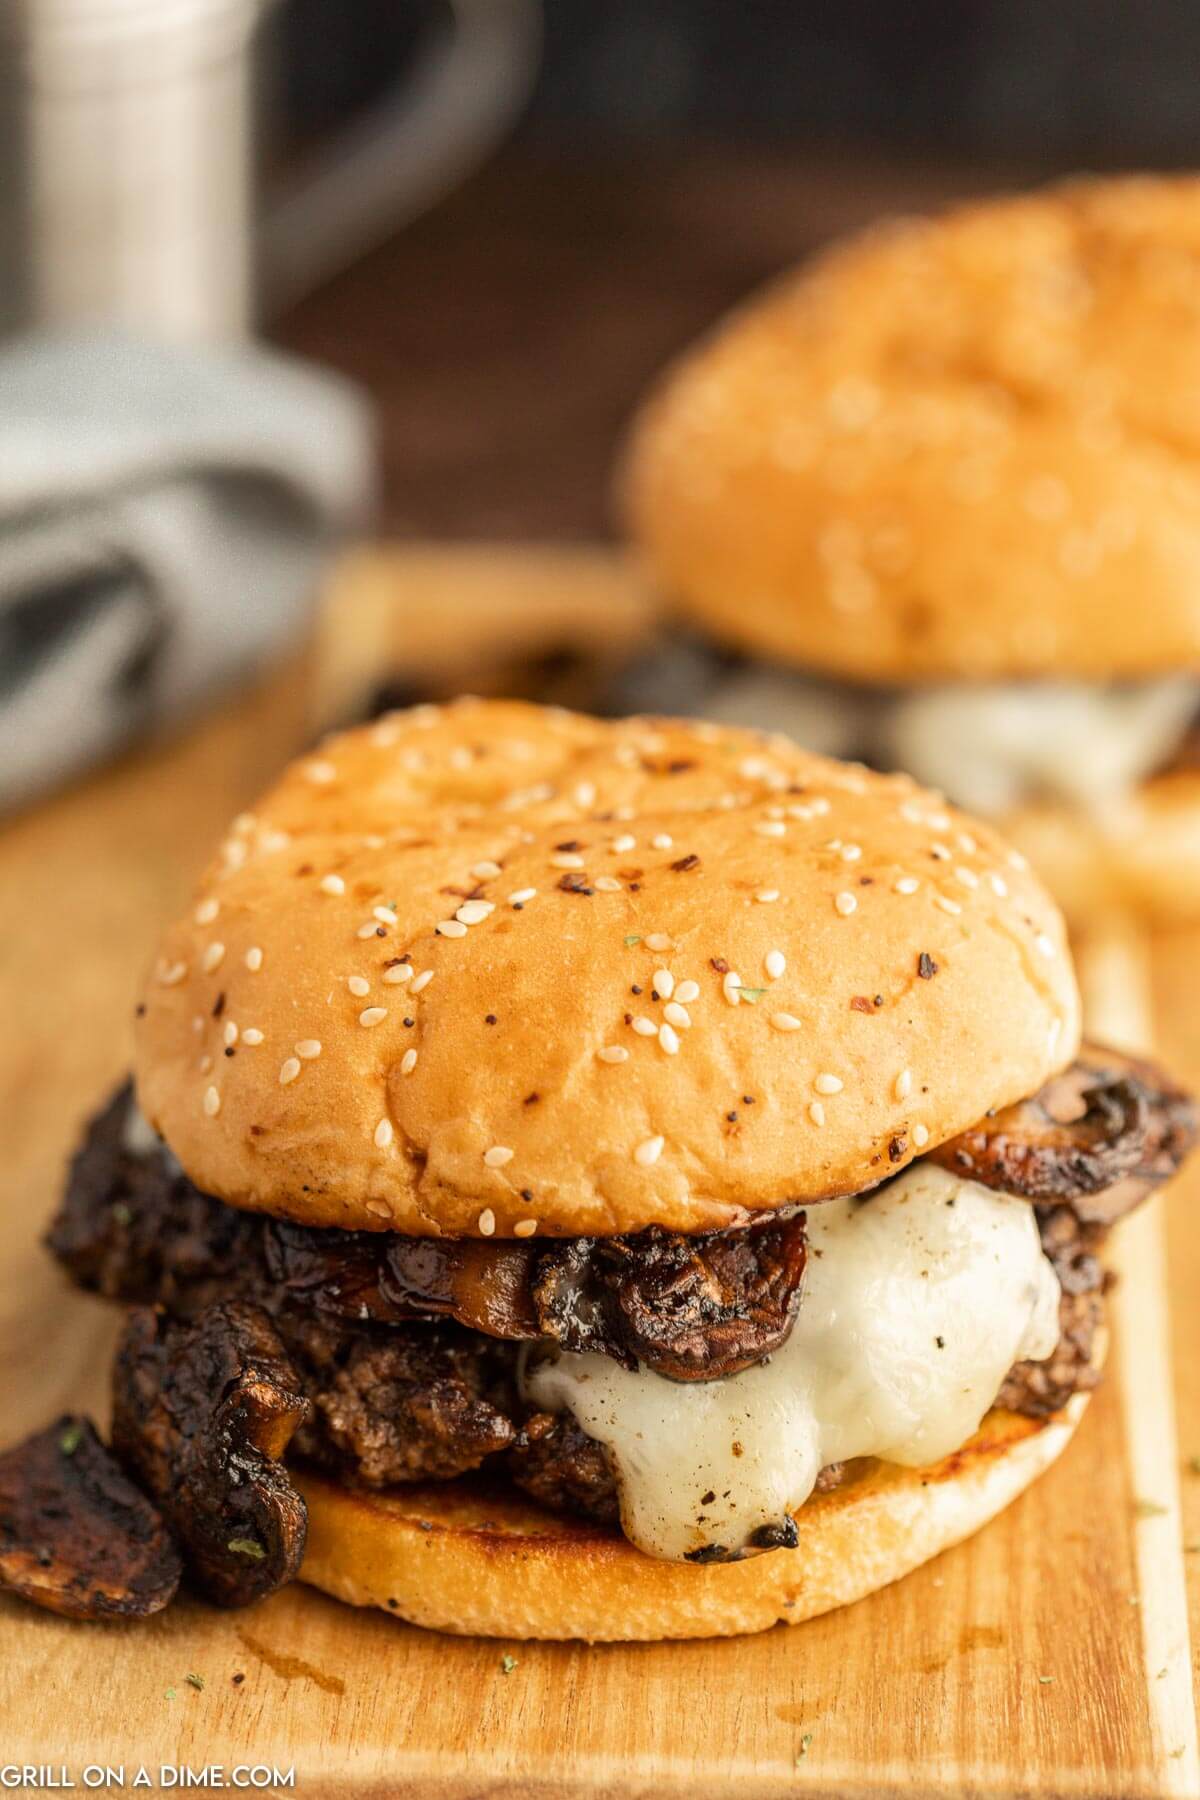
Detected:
[{"left": 274, "top": 0, "right": 1200, "bottom": 539}]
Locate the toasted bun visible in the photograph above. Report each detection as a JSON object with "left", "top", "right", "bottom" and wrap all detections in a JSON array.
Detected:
[
  {"left": 134, "top": 699, "right": 1078, "bottom": 1236},
  {"left": 624, "top": 174, "right": 1200, "bottom": 682},
  {"left": 296, "top": 1396, "right": 1088, "bottom": 1640},
  {"left": 1007, "top": 768, "right": 1200, "bottom": 928}
]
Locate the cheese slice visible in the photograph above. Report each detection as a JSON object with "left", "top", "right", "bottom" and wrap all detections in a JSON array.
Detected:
[{"left": 521, "top": 1164, "right": 1061, "bottom": 1562}]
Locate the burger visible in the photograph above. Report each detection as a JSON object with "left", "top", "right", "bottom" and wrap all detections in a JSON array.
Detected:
[
  {"left": 619, "top": 174, "right": 1200, "bottom": 926},
  {"left": 6, "top": 700, "right": 1194, "bottom": 1640}
]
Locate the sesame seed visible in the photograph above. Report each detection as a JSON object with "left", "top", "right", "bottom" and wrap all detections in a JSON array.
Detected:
[
  {"left": 659, "top": 1023, "right": 681, "bottom": 1055},
  {"left": 436, "top": 919, "right": 468, "bottom": 938},
  {"left": 958, "top": 833, "right": 977, "bottom": 854},
  {"left": 383, "top": 964, "right": 413, "bottom": 985},
  {"left": 912, "top": 1123, "right": 930, "bottom": 1148},
  {"left": 374, "top": 905, "right": 399, "bottom": 926},
  {"left": 645, "top": 933, "right": 673, "bottom": 952},
  {"left": 755, "top": 889, "right": 781, "bottom": 903},
  {"left": 514, "top": 1217, "right": 538, "bottom": 1238},
  {"left": 771, "top": 1012, "right": 803, "bottom": 1032},
  {"left": 305, "top": 760, "right": 336, "bottom": 784},
  {"left": 663, "top": 1001, "right": 691, "bottom": 1029},
  {"left": 611, "top": 834, "right": 636, "bottom": 853},
  {"left": 508, "top": 887, "right": 537, "bottom": 906},
  {"left": 840, "top": 844, "right": 862, "bottom": 862},
  {"left": 400, "top": 1048, "right": 418, "bottom": 1075},
  {"left": 809, "top": 1101, "right": 825, "bottom": 1126},
  {"left": 194, "top": 898, "right": 219, "bottom": 925},
  {"left": 651, "top": 834, "right": 673, "bottom": 850},
  {"left": 632, "top": 1017, "right": 658, "bottom": 1037},
  {"left": 955, "top": 867, "right": 980, "bottom": 889},
  {"left": 754, "top": 820, "right": 786, "bottom": 838},
  {"left": 198, "top": 1054, "right": 212, "bottom": 1074},
  {"left": 723, "top": 971, "right": 743, "bottom": 1005},
  {"left": 202, "top": 942, "right": 226, "bottom": 973},
  {"left": 895, "top": 1069, "right": 913, "bottom": 1100},
  {"left": 223, "top": 1021, "right": 239, "bottom": 1047},
  {"left": 279, "top": 1058, "right": 301, "bottom": 1085},
  {"left": 245, "top": 947, "right": 263, "bottom": 971},
  {"left": 485, "top": 1145, "right": 514, "bottom": 1168},
  {"left": 348, "top": 975, "right": 370, "bottom": 997},
  {"left": 594, "top": 875, "right": 622, "bottom": 892},
  {"left": 456, "top": 899, "right": 494, "bottom": 926},
  {"left": 634, "top": 1136, "right": 664, "bottom": 1167},
  {"left": 357, "top": 922, "right": 380, "bottom": 939},
  {"left": 320, "top": 874, "right": 345, "bottom": 896},
  {"left": 930, "top": 844, "right": 951, "bottom": 861},
  {"left": 989, "top": 873, "right": 1009, "bottom": 897},
  {"left": 242, "top": 1028, "right": 263, "bottom": 1045},
  {"left": 1008, "top": 849, "right": 1029, "bottom": 870},
  {"left": 895, "top": 877, "right": 920, "bottom": 895},
  {"left": 654, "top": 969, "right": 675, "bottom": 999},
  {"left": 203, "top": 1085, "right": 221, "bottom": 1117},
  {"left": 934, "top": 895, "right": 962, "bottom": 915},
  {"left": 374, "top": 1118, "right": 394, "bottom": 1149},
  {"left": 295, "top": 1039, "right": 322, "bottom": 1059},
  {"left": 597, "top": 1045, "right": 629, "bottom": 1063},
  {"left": 478, "top": 1208, "right": 496, "bottom": 1236},
  {"left": 574, "top": 782, "right": 597, "bottom": 809},
  {"left": 835, "top": 892, "right": 857, "bottom": 916},
  {"left": 765, "top": 950, "right": 786, "bottom": 980},
  {"left": 472, "top": 861, "right": 502, "bottom": 880},
  {"left": 675, "top": 980, "right": 700, "bottom": 1004},
  {"left": 815, "top": 1073, "right": 843, "bottom": 1094},
  {"left": 551, "top": 852, "right": 585, "bottom": 871},
  {"left": 158, "top": 960, "right": 188, "bottom": 986},
  {"left": 410, "top": 970, "right": 434, "bottom": 994},
  {"left": 359, "top": 1007, "right": 387, "bottom": 1027},
  {"left": 1035, "top": 933, "right": 1056, "bottom": 958}
]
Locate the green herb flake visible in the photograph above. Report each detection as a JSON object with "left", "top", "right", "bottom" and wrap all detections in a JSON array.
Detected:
[
  {"left": 1133, "top": 1498, "right": 1168, "bottom": 1519},
  {"left": 795, "top": 1733, "right": 813, "bottom": 1761},
  {"left": 499, "top": 1654, "right": 519, "bottom": 1676},
  {"left": 228, "top": 1537, "right": 266, "bottom": 1560},
  {"left": 111, "top": 1202, "right": 133, "bottom": 1227},
  {"left": 737, "top": 987, "right": 766, "bottom": 1005},
  {"left": 185, "top": 1672, "right": 205, "bottom": 1692},
  {"left": 58, "top": 1422, "right": 83, "bottom": 1458},
  {"left": 164, "top": 1688, "right": 177, "bottom": 1702},
  {"left": 624, "top": 935, "right": 641, "bottom": 947}
]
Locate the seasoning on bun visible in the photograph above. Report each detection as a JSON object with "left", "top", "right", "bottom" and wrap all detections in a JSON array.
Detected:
[
  {"left": 620, "top": 174, "right": 1200, "bottom": 921},
  {"left": 30, "top": 701, "right": 1195, "bottom": 1638}
]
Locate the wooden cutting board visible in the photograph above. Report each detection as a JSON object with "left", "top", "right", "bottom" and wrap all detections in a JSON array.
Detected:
[{"left": 2, "top": 546, "right": 1199, "bottom": 1799}]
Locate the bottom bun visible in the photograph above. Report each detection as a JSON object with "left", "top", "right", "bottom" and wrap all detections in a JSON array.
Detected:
[
  {"left": 296, "top": 1395, "right": 1089, "bottom": 1642},
  {"left": 1007, "top": 769, "right": 1200, "bottom": 929}
]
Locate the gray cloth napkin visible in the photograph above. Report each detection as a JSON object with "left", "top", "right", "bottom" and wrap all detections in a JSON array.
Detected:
[{"left": 0, "top": 334, "right": 376, "bottom": 808}]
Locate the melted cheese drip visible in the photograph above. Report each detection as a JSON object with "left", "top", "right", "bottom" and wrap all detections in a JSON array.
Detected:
[
  {"left": 521, "top": 1165, "right": 1061, "bottom": 1562},
  {"left": 699, "top": 667, "right": 1199, "bottom": 816}
]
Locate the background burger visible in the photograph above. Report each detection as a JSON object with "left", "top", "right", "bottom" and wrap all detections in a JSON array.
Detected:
[
  {"left": 619, "top": 174, "right": 1200, "bottom": 928},
  {"left": 6, "top": 700, "right": 1193, "bottom": 1639}
]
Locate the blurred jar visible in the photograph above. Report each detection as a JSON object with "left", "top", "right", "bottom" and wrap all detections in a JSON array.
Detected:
[{"left": 0, "top": 0, "right": 541, "bottom": 341}]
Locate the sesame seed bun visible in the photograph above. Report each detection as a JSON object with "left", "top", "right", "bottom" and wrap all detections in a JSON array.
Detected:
[
  {"left": 622, "top": 174, "right": 1200, "bottom": 683},
  {"left": 295, "top": 1395, "right": 1090, "bottom": 1640},
  {"left": 133, "top": 700, "right": 1079, "bottom": 1237}
]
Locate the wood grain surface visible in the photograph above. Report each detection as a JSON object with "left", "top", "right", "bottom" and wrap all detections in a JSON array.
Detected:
[{"left": 1, "top": 547, "right": 1198, "bottom": 1798}]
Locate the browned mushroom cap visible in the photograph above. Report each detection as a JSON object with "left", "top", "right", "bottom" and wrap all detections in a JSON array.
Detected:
[
  {"left": 0, "top": 1417, "right": 180, "bottom": 1620},
  {"left": 112, "top": 1301, "right": 309, "bottom": 1608},
  {"left": 531, "top": 1213, "right": 809, "bottom": 1381},
  {"left": 929, "top": 1044, "right": 1198, "bottom": 1221}
]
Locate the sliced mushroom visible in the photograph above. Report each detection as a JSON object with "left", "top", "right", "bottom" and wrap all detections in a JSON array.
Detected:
[
  {"left": 112, "top": 1301, "right": 309, "bottom": 1607},
  {"left": 531, "top": 1213, "right": 809, "bottom": 1381},
  {"left": 0, "top": 1417, "right": 180, "bottom": 1620},
  {"left": 929, "top": 1044, "right": 1198, "bottom": 1220}
]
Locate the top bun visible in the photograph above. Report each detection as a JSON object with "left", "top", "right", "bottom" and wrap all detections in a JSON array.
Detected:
[
  {"left": 134, "top": 700, "right": 1079, "bottom": 1237},
  {"left": 623, "top": 174, "right": 1200, "bottom": 682}
]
